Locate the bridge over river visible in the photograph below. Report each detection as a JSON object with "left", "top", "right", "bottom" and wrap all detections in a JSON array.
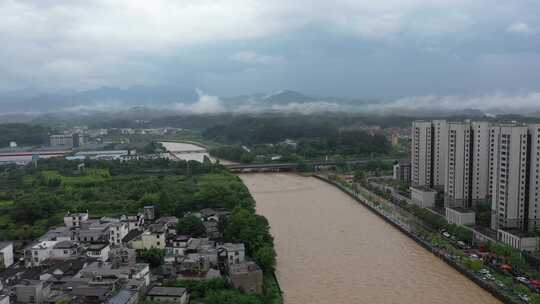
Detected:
[{"left": 225, "top": 158, "right": 401, "bottom": 173}]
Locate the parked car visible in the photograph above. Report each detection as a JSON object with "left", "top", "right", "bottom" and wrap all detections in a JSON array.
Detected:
[
  {"left": 519, "top": 294, "right": 530, "bottom": 303},
  {"left": 457, "top": 241, "right": 467, "bottom": 249},
  {"left": 442, "top": 231, "right": 451, "bottom": 238},
  {"left": 517, "top": 276, "right": 530, "bottom": 284}
]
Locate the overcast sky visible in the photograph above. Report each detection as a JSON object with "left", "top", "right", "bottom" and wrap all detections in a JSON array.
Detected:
[{"left": 1, "top": 0, "right": 539, "bottom": 99}]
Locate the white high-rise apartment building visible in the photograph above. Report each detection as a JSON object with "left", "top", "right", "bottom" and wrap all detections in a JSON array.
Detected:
[
  {"left": 528, "top": 125, "right": 540, "bottom": 231},
  {"left": 471, "top": 122, "right": 491, "bottom": 204},
  {"left": 490, "top": 125, "right": 529, "bottom": 230},
  {"left": 445, "top": 122, "right": 472, "bottom": 207},
  {"left": 433, "top": 120, "right": 448, "bottom": 189},
  {"left": 411, "top": 121, "right": 434, "bottom": 187}
]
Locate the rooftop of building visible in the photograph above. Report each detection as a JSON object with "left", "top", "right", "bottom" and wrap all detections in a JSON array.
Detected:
[
  {"left": 218, "top": 243, "right": 245, "bottom": 252},
  {"left": 147, "top": 286, "right": 187, "bottom": 297},
  {"left": 122, "top": 230, "right": 143, "bottom": 243},
  {"left": 500, "top": 228, "right": 540, "bottom": 238},
  {"left": 409, "top": 185, "right": 437, "bottom": 193},
  {"left": 86, "top": 243, "right": 109, "bottom": 251},
  {"left": 229, "top": 261, "right": 261, "bottom": 274},
  {"left": 107, "top": 289, "right": 138, "bottom": 304},
  {"left": 0, "top": 242, "right": 12, "bottom": 250},
  {"left": 446, "top": 206, "right": 476, "bottom": 214},
  {"left": 53, "top": 240, "right": 78, "bottom": 249}
]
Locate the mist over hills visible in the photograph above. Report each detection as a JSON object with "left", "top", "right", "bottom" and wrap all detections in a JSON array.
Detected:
[{"left": 1, "top": 86, "right": 540, "bottom": 119}]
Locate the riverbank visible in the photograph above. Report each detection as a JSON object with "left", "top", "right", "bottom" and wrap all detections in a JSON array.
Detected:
[{"left": 313, "top": 174, "right": 516, "bottom": 304}]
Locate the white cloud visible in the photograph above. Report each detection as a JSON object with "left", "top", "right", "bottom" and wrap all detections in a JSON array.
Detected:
[
  {"left": 506, "top": 21, "right": 531, "bottom": 34},
  {"left": 231, "top": 51, "right": 281, "bottom": 65},
  {"left": 170, "top": 89, "right": 225, "bottom": 114},
  {"left": 0, "top": 0, "right": 538, "bottom": 93},
  {"left": 366, "top": 92, "right": 540, "bottom": 113}
]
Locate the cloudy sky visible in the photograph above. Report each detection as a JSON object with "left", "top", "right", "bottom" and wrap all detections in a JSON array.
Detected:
[{"left": 1, "top": 0, "right": 539, "bottom": 99}]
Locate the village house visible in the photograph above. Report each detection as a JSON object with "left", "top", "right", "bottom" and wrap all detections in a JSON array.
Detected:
[
  {"left": 146, "top": 286, "right": 189, "bottom": 304},
  {"left": 229, "top": 261, "right": 263, "bottom": 294}
]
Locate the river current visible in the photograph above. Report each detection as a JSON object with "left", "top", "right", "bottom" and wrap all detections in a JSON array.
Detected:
[{"left": 240, "top": 173, "right": 500, "bottom": 304}]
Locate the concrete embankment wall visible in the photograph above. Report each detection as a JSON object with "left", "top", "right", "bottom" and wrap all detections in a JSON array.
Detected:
[{"left": 313, "top": 175, "right": 515, "bottom": 304}]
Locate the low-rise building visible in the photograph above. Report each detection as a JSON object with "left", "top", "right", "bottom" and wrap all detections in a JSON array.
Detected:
[
  {"left": 0, "top": 243, "right": 13, "bottom": 269},
  {"left": 64, "top": 211, "right": 89, "bottom": 228},
  {"left": 109, "top": 221, "right": 130, "bottom": 246},
  {"left": 143, "top": 206, "right": 156, "bottom": 221},
  {"left": 14, "top": 280, "right": 51, "bottom": 304},
  {"left": 86, "top": 243, "right": 110, "bottom": 261},
  {"left": 79, "top": 262, "right": 151, "bottom": 288},
  {"left": 393, "top": 160, "right": 411, "bottom": 184},
  {"left": 498, "top": 229, "right": 540, "bottom": 252},
  {"left": 73, "top": 220, "right": 112, "bottom": 243},
  {"left": 146, "top": 286, "right": 189, "bottom": 304},
  {"left": 445, "top": 207, "right": 476, "bottom": 226},
  {"left": 166, "top": 235, "right": 190, "bottom": 256},
  {"left": 410, "top": 186, "right": 437, "bottom": 208},
  {"left": 50, "top": 134, "right": 74, "bottom": 148},
  {"left": 106, "top": 289, "right": 139, "bottom": 304},
  {"left": 0, "top": 294, "right": 8, "bottom": 304},
  {"left": 51, "top": 241, "right": 80, "bottom": 259},
  {"left": 124, "top": 213, "right": 145, "bottom": 231},
  {"left": 218, "top": 243, "right": 245, "bottom": 266},
  {"left": 129, "top": 224, "right": 166, "bottom": 250},
  {"left": 25, "top": 241, "right": 60, "bottom": 267},
  {"left": 229, "top": 261, "right": 263, "bottom": 294}
]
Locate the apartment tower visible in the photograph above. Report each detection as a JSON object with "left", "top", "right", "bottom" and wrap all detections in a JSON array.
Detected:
[
  {"left": 411, "top": 121, "right": 434, "bottom": 187},
  {"left": 490, "top": 125, "right": 529, "bottom": 230},
  {"left": 445, "top": 122, "right": 472, "bottom": 207}
]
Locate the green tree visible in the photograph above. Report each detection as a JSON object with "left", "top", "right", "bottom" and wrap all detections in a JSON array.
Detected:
[
  {"left": 177, "top": 215, "right": 206, "bottom": 237},
  {"left": 139, "top": 248, "right": 165, "bottom": 268},
  {"left": 254, "top": 245, "right": 276, "bottom": 273},
  {"left": 224, "top": 208, "right": 273, "bottom": 255},
  {"left": 204, "top": 290, "right": 262, "bottom": 304},
  {"left": 509, "top": 251, "right": 526, "bottom": 269}
]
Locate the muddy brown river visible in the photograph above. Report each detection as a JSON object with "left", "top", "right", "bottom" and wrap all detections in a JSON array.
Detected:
[{"left": 240, "top": 173, "right": 500, "bottom": 304}]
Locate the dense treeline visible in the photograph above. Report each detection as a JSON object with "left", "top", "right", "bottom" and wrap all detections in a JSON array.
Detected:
[
  {"left": 202, "top": 116, "right": 336, "bottom": 144},
  {"left": 209, "top": 129, "right": 391, "bottom": 162},
  {"left": 0, "top": 123, "right": 51, "bottom": 148},
  {"left": 0, "top": 158, "right": 253, "bottom": 240}
]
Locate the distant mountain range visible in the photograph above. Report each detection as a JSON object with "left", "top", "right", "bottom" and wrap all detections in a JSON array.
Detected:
[{"left": 1, "top": 85, "right": 539, "bottom": 118}]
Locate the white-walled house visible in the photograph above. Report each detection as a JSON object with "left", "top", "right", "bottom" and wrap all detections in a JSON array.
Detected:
[
  {"left": 109, "top": 222, "right": 129, "bottom": 246},
  {"left": 129, "top": 224, "right": 166, "bottom": 250},
  {"left": 0, "top": 242, "right": 13, "bottom": 269},
  {"left": 50, "top": 241, "right": 80, "bottom": 259},
  {"left": 64, "top": 211, "right": 89, "bottom": 228},
  {"left": 24, "top": 241, "right": 60, "bottom": 267},
  {"left": 86, "top": 243, "right": 111, "bottom": 261},
  {"left": 218, "top": 243, "right": 245, "bottom": 265}
]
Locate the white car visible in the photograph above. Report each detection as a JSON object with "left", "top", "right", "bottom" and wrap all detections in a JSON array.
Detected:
[
  {"left": 442, "top": 231, "right": 451, "bottom": 238},
  {"left": 470, "top": 253, "right": 479, "bottom": 259},
  {"left": 519, "top": 294, "right": 530, "bottom": 303},
  {"left": 517, "top": 276, "right": 529, "bottom": 284}
]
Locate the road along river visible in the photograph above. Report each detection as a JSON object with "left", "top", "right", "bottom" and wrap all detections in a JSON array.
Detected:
[{"left": 239, "top": 173, "right": 500, "bottom": 304}]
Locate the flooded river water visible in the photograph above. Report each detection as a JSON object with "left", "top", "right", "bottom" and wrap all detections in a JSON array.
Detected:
[{"left": 240, "top": 173, "right": 500, "bottom": 304}]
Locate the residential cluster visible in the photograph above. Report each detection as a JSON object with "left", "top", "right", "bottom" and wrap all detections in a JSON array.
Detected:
[
  {"left": 0, "top": 206, "right": 262, "bottom": 303},
  {"left": 409, "top": 120, "right": 540, "bottom": 251}
]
